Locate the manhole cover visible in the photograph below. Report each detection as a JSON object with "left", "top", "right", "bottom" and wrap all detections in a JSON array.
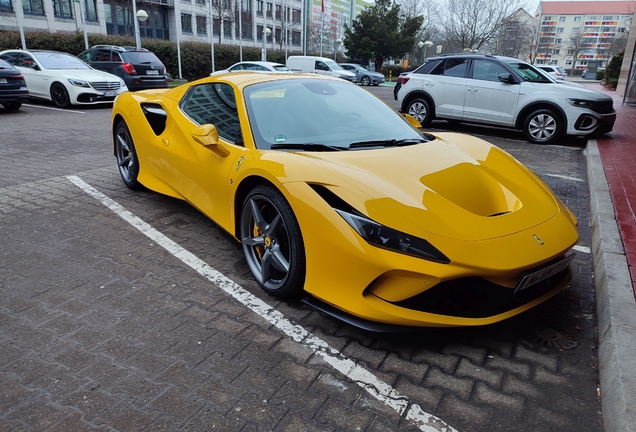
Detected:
[{"left": 534, "top": 327, "right": 578, "bottom": 350}]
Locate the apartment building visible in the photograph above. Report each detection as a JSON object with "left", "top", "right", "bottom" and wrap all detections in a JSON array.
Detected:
[
  {"left": 535, "top": 0, "right": 635, "bottom": 72},
  {"left": 0, "top": 0, "right": 370, "bottom": 54}
]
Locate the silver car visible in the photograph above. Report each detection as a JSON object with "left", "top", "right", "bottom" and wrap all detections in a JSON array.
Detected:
[{"left": 339, "top": 63, "right": 385, "bottom": 86}]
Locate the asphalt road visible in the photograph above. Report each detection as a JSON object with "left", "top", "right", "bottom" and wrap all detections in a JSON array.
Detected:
[{"left": 0, "top": 91, "right": 601, "bottom": 432}]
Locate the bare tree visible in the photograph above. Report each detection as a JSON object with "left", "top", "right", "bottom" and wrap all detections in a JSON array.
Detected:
[
  {"left": 566, "top": 31, "right": 585, "bottom": 75},
  {"left": 489, "top": 8, "right": 535, "bottom": 61},
  {"left": 398, "top": 0, "right": 441, "bottom": 62},
  {"left": 211, "top": 0, "right": 235, "bottom": 44},
  {"left": 439, "top": 0, "right": 527, "bottom": 53}
]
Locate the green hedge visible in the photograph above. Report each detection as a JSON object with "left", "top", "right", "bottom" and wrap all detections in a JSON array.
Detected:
[{"left": 0, "top": 30, "right": 308, "bottom": 81}]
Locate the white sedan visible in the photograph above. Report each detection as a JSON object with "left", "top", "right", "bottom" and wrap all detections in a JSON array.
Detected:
[
  {"left": 210, "top": 61, "right": 292, "bottom": 76},
  {"left": 0, "top": 49, "right": 127, "bottom": 108}
]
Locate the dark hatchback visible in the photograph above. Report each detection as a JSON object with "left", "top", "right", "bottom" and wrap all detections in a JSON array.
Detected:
[
  {"left": 78, "top": 45, "right": 168, "bottom": 91},
  {"left": 0, "top": 58, "right": 28, "bottom": 111}
]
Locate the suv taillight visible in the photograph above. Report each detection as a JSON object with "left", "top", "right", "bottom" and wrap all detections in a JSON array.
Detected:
[
  {"left": 122, "top": 62, "right": 137, "bottom": 74},
  {"left": 398, "top": 76, "right": 410, "bottom": 85},
  {"left": 10, "top": 74, "right": 24, "bottom": 80}
]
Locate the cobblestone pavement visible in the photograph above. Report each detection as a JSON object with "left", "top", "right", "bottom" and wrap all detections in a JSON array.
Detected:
[{"left": 0, "top": 98, "right": 601, "bottom": 432}]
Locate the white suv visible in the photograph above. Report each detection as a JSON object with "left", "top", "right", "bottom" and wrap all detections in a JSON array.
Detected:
[{"left": 397, "top": 54, "right": 615, "bottom": 144}]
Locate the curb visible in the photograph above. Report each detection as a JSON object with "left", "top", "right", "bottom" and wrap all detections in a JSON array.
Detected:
[{"left": 587, "top": 139, "right": 636, "bottom": 432}]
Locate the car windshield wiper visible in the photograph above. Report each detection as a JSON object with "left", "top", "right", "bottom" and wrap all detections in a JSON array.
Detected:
[
  {"left": 348, "top": 138, "right": 428, "bottom": 149},
  {"left": 270, "top": 143, "right": 347, "bottom": 151}
]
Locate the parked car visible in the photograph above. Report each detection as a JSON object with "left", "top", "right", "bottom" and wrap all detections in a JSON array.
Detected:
[
  {"left": 286, "top": 56, "right": 356, "bottom": 82},
  {"left": 394, "top": 71, "right": 411, "bottom": 100},
  {"left": 211, "top": 61, "right": 292, "bottom": 75},
  {"left": 339, "top": 63, "right": 385, "bottom": 86},
  {"left": 78, "top": 45, "right": 168, "bottom": 91},
  {"left": 111, "top": 73, "right": 579, "bottom": 328},
  {"left": 0, "top": 58, "right": 28, "bottom": 111},
  {"left": 0, "top": 49, "right": 127, "bottom": 108},
  {"left": 397, "top": 54, "right": 616, "bottom": 144},
  {"left": 536, "top": 65, "right": 568, "bottom": 81}
]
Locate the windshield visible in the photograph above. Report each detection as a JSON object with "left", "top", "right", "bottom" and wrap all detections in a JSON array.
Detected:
[
  {"left": 32, "top": 52, "right": 91, "bottom": 70},
  {"left": 244, "top": 79, "right": 424, "bottom": 150},
  {"left": 505, "top": 61, "right": 552, "bottom": 83},
  {"left": 273, "top": 64, "right": 291, "bottom": 71}
]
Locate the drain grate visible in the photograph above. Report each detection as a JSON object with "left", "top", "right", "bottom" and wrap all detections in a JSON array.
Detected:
[{"left": 534, "top": 327, "right": 578, "bottom": 350}]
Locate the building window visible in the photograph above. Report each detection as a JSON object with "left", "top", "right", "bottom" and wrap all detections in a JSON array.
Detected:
[
  {"left": 181, "top": 13, "right": 192, "bottom": 33},
  {"left": 553, "top": 49, "right": 560, "bottom": 55},
  {"left": 257, "top": 24, "right": 263, "bottom": 41},
  {"left": 257, "top": 0, "right": 262, "bottom": 16},
  {"left": 53, "top": 0, "right": 73, "bottom": 18},
  {"left": 223, "top": 20, "right": 231, "bottom": 37},
  {"left": 266, "top": 2, "right": 272, "bottom": 17},
  {"left": 574, "top": 16, "right": 581, "bottom": 22},
  {"left": 557, "top": 27, "right": 564, "bottom": 33},
  {"left": 197, "top": 15, "right": 207, "bottom": 35},
  {"left": 0, "top": 0, "right": 12, "bottom": 12},
  {"left": 275, "top": 4, "right": 281, "bottom": 19},
  {"left": 292, "top": 8, "right": 300, "bottom": 23},
  {"left": 22, "top": 0, "right": 45, "bottom": 15},
  {"left": 292, "top": 30, "right": 300, "bottom": 45},
  {"left": 555, "top": 38, "right": 562, "bottom": 43},
  {"left": 213, "top": 17, "right": 220, "bottom": 35},
  {"left": 572, "top": 27, "right": 579, "bottom": 33},
  {"left": 559, "top": 16, "right": 565, "bottom": 22},
  {"left": 84, "top": 0, "right": 97, "bottom": 21}
]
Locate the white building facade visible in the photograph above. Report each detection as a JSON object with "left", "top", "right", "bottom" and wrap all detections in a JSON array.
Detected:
[
  {"left": 534, "top": 0, "right": 635, "bottom": 71},
  {"left": 0, "top": 0, "right": 369, "bottom": 55}
]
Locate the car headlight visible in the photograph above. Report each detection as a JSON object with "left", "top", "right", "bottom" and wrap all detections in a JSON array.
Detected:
[
  {"left": 335, "top": 209, "right": 450, "bottom": 263},
  {"left": 67, "top": 78, "right": 90, "bottom": 88},
  {"left": 567, "top": 98, "right": 594, "bottom": 108}
]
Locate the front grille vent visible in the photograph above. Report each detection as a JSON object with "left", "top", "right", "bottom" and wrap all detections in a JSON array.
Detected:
[{"left": 91, "top": 81, "right": 121, "bottom": 91}]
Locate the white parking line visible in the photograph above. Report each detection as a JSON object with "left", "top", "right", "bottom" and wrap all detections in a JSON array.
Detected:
[
  {"left": 24, "top": 103, "right": 86, "bottom": 114},
  {"left": 66, "top": 175, "right": 457, "bottom": 432}
]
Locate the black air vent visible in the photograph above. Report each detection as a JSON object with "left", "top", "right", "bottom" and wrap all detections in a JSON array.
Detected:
[{"left": 141, "top": 103, "right": 167, "bottom": 136}]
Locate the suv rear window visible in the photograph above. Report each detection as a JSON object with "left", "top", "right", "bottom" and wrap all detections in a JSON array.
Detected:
[
  {"left": 121, "top": 51, "right": 162, "bottom": 64},
  {"left": 413, "top": 60, "right": 441, "bottom": 75},
  {"left": 430, "top": 59, "right": 468, "bottom": 77}
]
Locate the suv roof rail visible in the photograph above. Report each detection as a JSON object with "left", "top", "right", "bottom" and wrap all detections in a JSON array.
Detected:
[{"left": 90, "top": 45, "right": 149, "bottom": 52}]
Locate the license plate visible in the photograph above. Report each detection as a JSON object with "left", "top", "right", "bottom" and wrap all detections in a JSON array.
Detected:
[
  {"left": 146, "top": 70, "right": 159, "bottom": 75},
  {"left": 0, "top": 78, "right": 6, "bottom": 84},
  {"left": 514, "top": 253, "right": 575, "bottom": 293},
  {"left": 103, "top": 91, "right": 117, "bottom": 97}
]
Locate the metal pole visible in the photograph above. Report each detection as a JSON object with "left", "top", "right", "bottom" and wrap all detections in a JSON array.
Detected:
[
  {"left": 78, "top": 0, "right": 89, "bottom": 50},
  {"left": 319, "top": 10, "right": 323, "bottom": 56},
  {"left": 209, "top": 0, "right": 215, "bottom": 72},
  {"left": 13, "top": 0, "right": 27, "bottom": 49},
  {"left": 131, "top": 0, "right": 141, "bottom": 50},
  {"left": 174, "top": 0, "right": 183, "bottom": 78},
  {"left": 238, "top": 0, "right": 243, "bottom": 61},
  {"left": 261, "top": 27, "right": 266, "bottom": 61}
]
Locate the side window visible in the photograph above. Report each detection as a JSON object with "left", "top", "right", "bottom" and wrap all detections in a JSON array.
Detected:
[
  {"left": 443, "top": 59, "right": 468, "bottom": 77},
  {"left": 471, "top": 60, "right": 507, "bottom": 82},
  {"left": 17, "top": 53, "right": 35, "bottom": 68},
  {"left": 230, "top": 64, "right": 244, "bottom": 71},
  {"left": 315, "top": 61, "right": 329, "bottom": 71},
  {"left": 112, "top": 52, "right": 122, "bottom": 62},
  {"left": 181, "top": 83, "right": 242, "bottom": 144},
  {"left": 414, "top": 60, "right": 442, "bottom": 75},
  {"left": 94, "top": 49, "right": 111, "bottom": 61},
  {"left": 77, "top": 51, "right": 93, "bottom": 62},
  {"left": 0, "top": 52, "right": 18, "bottom": 65}
]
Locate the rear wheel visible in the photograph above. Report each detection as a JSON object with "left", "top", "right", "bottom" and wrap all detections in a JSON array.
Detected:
[
  {"left": 240, "top": 185, "right": 305, "bottom": 298},
  {"left": 361, "top": 76, "right": 371, "bottom": 86},
  {"left": 50, "top": 83, "right": 71, "bottom": 108},
  {"left": 2, "top": 101, "right": 21, "bottom": 111},
  {"left": 523, "top": 109, "right": 562, "bottom": 144},
  {"left": 406, "top": 98, "right": 433, "bottom": 126},
  {"left": 114, "top": 121, "right": 143, "bottom": 190}
]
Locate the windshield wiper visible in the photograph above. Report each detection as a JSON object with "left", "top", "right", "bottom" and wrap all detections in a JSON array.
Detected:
[
  {"left": 348, "top": 138, "right": 427, "bottom": 149},
  {"left": 270, "top": 143, "right": 347, "bottom": 151}
]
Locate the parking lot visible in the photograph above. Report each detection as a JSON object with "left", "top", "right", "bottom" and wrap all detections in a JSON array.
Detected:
[{"left": 0, "top": 92, "right": 602, "bottom": 431}]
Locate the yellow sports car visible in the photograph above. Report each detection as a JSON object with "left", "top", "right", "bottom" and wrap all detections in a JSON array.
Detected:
[{"left": 112, "top": 73, "right": 579, "bottom": 329}]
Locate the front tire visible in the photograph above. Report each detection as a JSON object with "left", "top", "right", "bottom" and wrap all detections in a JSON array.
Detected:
[
  {"left": 240, "top": 185, "right": 306, "bottom": 298},
  {"left": 523, "top": 109, "right": 562, "bottom": 144},
  {"left": 406, "top": 98, "right": 433, "bottom": 126},
  {"left": 361, "top": 76, "right": 371, "bottom": 86},
  {"left": 114, "top": 121, "right": 143, "bottom": 190},
  {"left": 2, "top": 101, "right": 22, "bottom": 111},
  {"left": 50, "top": 83, "right": 71, "bottom": 108}
]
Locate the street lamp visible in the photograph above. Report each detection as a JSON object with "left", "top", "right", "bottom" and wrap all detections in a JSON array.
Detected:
[
  {"left": 334, "top": 38, "right": 342, "bottom": 60},
  {"left": 135, "top": 9, "right": 149, "bottom": 50},
  {"left": 261, "top": 27, "right": 271, "bottom": 61},
  {"left": 417, "top": 40, "right": 433, "bottom": 61},
  {"left": 73, "top": 0, "right": 89, "bottom": 50}
]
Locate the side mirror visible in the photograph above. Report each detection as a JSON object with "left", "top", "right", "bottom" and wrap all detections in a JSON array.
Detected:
[
  {"left": 497, "top": 73, "right": 515, "bottom": 84},
  {"left": 191, "top": 124, "right": 219, "bottom": 146},
  {"left": 401, "top": 113, "right": 422, "bottom": 129},
  {"left": 31, "top": 62, "right": 40, "bottom": 71}
]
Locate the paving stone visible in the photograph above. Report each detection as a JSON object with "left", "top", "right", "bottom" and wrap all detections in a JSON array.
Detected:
[
  {"left": 315, "top": 398, "right": 374, "bottom": 431},
  {"left": 514, "top": 345, "right": 558, "bottom": 372},
  {"left": 411, "top": 349, "right": 460, "bottom": 374},
  {"left": 381, "top": 352, "right": 429, "bottom": 383},
  {"left": 424, "top": 367, "right": 474, "bottom": 399},
  {"left": 437, "top": 394, "right": 493, "bottom": 431},
  {"left": 473, "top": 382, "right": 525, "bottom": 413},
  {"left": 456, "top": 358, "right": 504, "bottom": 388},
  {"left": 534, "top": 367, "right": 570, "bottom": 387},
  {"left": 485, "top": 355, "right": 531, "bottom": 379},
  {"left": 442, "top": 344, "right": 488, "bottom": 365}
]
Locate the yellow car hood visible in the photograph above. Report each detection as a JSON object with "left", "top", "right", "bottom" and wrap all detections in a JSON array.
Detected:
[{"left": 285, "top": 132, "right": 560, "bottom": 241}]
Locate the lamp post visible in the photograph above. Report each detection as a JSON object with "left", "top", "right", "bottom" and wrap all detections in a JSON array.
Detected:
[
  {"left": 73, "top": 0, "right": 89, "bottom": 50},
  {"left": 417, "top": 40, "right": 433, "bottom": 62},
  {"left": 334, "top": 38, "right": 342, "bottom": 60},
  {"left": 261, "top": 27, "right": 271, "bottom": 61},
  {"left": 135, "top": 9, "right": 148, "bottom": 50}
]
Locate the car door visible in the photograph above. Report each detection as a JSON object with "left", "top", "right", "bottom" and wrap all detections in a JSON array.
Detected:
[
  {"left": 462, "top": 59, "right": 520, "bottom": 126},
  {"left": 14, "top": 53, "right": 47, "bottom": 98},
  {"left": 158, "top": 82, "right": 248, "bottom": 228},
  {"left": 425, "top": 58, "right": 468, "bottom": 120}
]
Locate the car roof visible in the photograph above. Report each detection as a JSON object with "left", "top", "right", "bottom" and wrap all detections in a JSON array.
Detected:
[
  {"left": 89, "top": 45, "right": 150, "bottom": 53},
  {"left": 233, "top": 61, "right": 284, "bottom": 66},
  {"left": 426, "top": 53, "right": 525, "bottom": 63}
]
